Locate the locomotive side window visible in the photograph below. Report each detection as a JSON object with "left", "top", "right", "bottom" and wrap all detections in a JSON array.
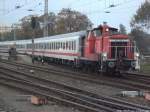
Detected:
[{"left": 93, "top": 29, "right": 102, "bottom": 37}]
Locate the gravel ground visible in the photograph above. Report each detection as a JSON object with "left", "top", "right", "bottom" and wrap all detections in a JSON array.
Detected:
[
  {"left": 1, "top": 57, "right": 125, "bottom": 97},
  {"left": 0, "top": 85, "right": 81, "bottom": 112},
  {"left": 17, "top": 55, "right": 150, "bottom": 107}
]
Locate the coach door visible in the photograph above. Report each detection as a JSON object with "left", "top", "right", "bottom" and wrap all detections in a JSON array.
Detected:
[{"left": 79, "top": 36, "right": 85, "bottom": 57}]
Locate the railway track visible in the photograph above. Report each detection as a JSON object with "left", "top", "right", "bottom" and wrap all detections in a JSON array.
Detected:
[
  {"left": 0, "top": 64, "right": 149, "bottom": 112},
  {"left": 0, "top": 59, "right": 150, "bottom": 91}
]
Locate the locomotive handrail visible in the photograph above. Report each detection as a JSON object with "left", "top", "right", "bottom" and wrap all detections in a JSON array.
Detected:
[{"left": 108, "top": 46, "right": 136, "bottom": 59}]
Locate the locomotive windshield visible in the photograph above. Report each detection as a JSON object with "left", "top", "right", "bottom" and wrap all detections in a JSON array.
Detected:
[{"left": 109, "top": 28, "right": 119, "bottom": 35}]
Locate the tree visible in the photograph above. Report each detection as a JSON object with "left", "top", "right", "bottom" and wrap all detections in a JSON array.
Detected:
[
  {"left": 20, "top": 15, "right": 42, "bottom": 39},
  {"left": 119, "top": 24, "right": 127, "bottom": 34},
  {"left": 130, "top": 28, "right": 150, "bottom": 53},
  {"left": 130, "top": 0, "right": 150, "bottom": 30},
  {"left": 38, "top": 12, "right": 56, "bottom": 35},
  {"left": 0, "top": 8, "right": 93, "bottom": 41},
  {"left": 56, "top": 8, "right": 92, "bottom": 34}
]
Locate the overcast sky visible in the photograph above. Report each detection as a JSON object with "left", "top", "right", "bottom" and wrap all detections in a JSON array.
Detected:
[{"left": 0, "top": 0, "right": 145, "bottom": 32}]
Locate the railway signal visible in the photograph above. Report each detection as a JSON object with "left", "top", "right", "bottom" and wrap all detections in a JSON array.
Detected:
[
  {"left": 31, "top": 17, "right": 37, "bottom": 29},
  {"left": 31, "top": 16, "right": 37, "bottom": 63}
]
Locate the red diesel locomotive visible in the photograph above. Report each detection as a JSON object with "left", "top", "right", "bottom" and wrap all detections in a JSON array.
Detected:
[{"left": 74, "top": 23, "right": 140, "bottom": 73}]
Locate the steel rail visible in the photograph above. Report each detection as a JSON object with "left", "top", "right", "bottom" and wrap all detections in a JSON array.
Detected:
[{"left": 0, "top": 66, "right": 149, "bottom": 111}]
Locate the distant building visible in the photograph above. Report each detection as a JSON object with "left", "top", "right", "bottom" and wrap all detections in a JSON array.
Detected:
[{"left": 0, "top": 25, "right": 11, "bottom": 33}]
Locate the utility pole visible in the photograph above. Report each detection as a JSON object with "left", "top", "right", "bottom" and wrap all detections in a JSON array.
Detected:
[
  {"left": 31, "top": 17, "right": 37, "bottom": 64},
  {"left": 11, "top": 24, "right": 16, "bottom": 41},
  {"left": 43, "top": 0, "right": 48, "bottom": 37}
]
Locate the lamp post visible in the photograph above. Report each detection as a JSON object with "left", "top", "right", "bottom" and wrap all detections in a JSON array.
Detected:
[
  {"left": 11, "top": 24, "right": 16, "bottom": 41},
  {"left": 31, "top": 16, "right": 37, "bottom": 64},
  {"left": 43, "top": 0, "right": 48, "bottom": 37}
]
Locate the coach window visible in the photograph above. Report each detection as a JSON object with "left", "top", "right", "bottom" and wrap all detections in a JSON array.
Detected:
[
  {"left": 37, "top": 44, "right": 38, "bottom": 49},
  {"left": 40, "top": 43, "right": 41, "bottom": 49},
  {"left": 34, "top": 44, "right": 36, "bottom": 49},
  {"left": 57, "top": 42, "right": 59, "bottom": 50},
  {"left": 51, "top": 43, "right": 53, "bottom": 50},
  {"left": 42, "top": 43, "right": 45, "bottom": 49},
  {"left": 73, "top": 41, "right": 75, "bottom": 50},
  {"left": 66, "top": 41, "right": 68, "bottom": 50},
  {"left": 62, "top": 42, "right": 65, "bottom": 49},
  {"left": 49, "top": 43, "right": 50, "bottom": 49},
  {"left": 53, "top": 42, "right": 55, "bottom": 50},
  {"left": 58, "top": 42, "right": 60, "bottom": 49},
  {"left": 61, "top": 42, "right": 62, "bottom": 49},
  {"left": 57, "top": 42, "right": 58, "bottom": 50},
  {"left": 39, "top": 43, "right": 42, "bottom": 49},
  {"left": 69, "top": 41, "right": 71, "bottom": 50},
  {"left": 74, "top": 41, "right": 76, "bottom": 50},
  {"left": 36, "top": 44, "right": 37, "bottom": 49},
  {"left": 57, "top": 42, "right": 59, "bottom": 49},
  {"left": 53, "top": 42, "right": 54, "bottom": 50},
  {"left": 52, "top": 42, "right": 54, "bottom": 50},
  {"left": 49, "top": 43, "right": 50, "bottom": 50},
  {"left": 39, "top": 43, "right": 41, "bottom": 49},
  {"left": 45, "top": 43, "right": 47, "bottom": 49},
  {"left": 48, "top": 43, "right": 50, "bottom": 49},
  {"left": 73, "top": 41, "right": 76, "bottom": 50},
  {"left": 56, "top": 42, "right": 58, "bottom": 50},
  {"left": 44, "top": 43, "right": 45, "bottom": 49},
  {"left": 59, "top": 42, "right": 61, "bottom": 49},
  {"left": 43, "top": 43, "right": 45, "bottom": 49},
  {"left": 55, "top": 42, "right": 57, "bottom": 50},
  {"left": 54, "top": 42, "right": 56, "bottom": 50},
  {"left": 41, "top": 43, "right": 44, "bottom": 49},
  {"left": 44, "top": 43, "right": 46, "bottom": 49},
  {"left": 71, "top": 41, "right": 73, "bottom": 50},
  {"left": 38, "top": 43, "right": 40, "bottom": 49}
]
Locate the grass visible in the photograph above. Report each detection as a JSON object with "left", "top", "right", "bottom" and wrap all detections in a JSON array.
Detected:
[{"left": 141, "top": 62, "right": 150, "bottom": 73}]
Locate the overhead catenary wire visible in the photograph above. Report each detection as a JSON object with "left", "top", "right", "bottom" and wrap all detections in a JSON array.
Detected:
[{"left": 2, "top": 0, "right": 42, "bottom": 15}]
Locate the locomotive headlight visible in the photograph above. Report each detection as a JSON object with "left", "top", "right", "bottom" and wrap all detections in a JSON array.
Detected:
[
  {"left": 135, "top": 53, "right": 139, "bottom": 57},
  {"left": 102, "top": 52, "right": 107, "bottom": 61},
  {"left": 102, "top": 52, "right": 107, "bottom": 57},
  {"left": 134, "top": 52, "right": 139, "bottom": 57}
]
